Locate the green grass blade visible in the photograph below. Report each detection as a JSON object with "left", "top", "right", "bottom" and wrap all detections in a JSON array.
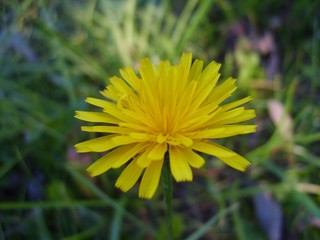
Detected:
[
  {"left": 109, "top": 198, "right": 127, "bottom": 240},
  {"left": 185, "top": 203, "right": 239, "bottom": 240},
  {"left": 172, "top": 0, "right": 199, "bottom": 47},
  {"left": 64, "top": 164, "right": 156, "bottom": 236},
  {"left": 178, "top": 0, "right": 215, "bottom": 51}
]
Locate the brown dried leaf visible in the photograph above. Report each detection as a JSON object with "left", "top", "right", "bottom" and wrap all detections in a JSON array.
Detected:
[{"left": 268, "top": 100, "right": 293, "bottom": 141}]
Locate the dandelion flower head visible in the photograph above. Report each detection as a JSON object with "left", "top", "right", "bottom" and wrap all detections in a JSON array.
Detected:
[{"left": 75, "top": 53, "right": 256, "bottom": 199}]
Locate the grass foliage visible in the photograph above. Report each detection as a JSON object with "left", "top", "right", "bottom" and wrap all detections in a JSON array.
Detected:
[{"left": 1, "top": 0, "right": 319, "bottom": 239}]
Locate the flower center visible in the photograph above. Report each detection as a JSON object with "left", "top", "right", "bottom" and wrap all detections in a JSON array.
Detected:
[{"left": 155, "top": 133, "right": 193, "bottom": 147}]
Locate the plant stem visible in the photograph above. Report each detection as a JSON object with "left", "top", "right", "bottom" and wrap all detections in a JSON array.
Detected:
[{"left": 162, "top": 153, "right": 173, "bottom": 239}]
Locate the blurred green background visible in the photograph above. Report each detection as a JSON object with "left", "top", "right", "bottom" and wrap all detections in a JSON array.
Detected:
[{"left": 1, "top": 0, "right": 319, "bottom": 239}]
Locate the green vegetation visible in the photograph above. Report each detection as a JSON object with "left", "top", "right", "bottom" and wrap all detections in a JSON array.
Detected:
[{"left": 1, "top": 0, "right": 319, "bottom": 239}]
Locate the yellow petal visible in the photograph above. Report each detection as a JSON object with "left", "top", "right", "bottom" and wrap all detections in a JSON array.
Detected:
[
  {"left": 129, "top": 132, "right": 150, "bottom": 141},
  {"left": 175, "top": 80, "right": 198, "bottom": 118},
  {"left": 111, "top": 142, "right": 148, "bottom": 168},
  {"left": 209, "top": 107, "right": 245, "bottom": 124},
  {"left": 158, "top": 61, "right": 171, "bottom": 104},
  {"left": 179, "top": 52, "right": 192, "bottom": 69},
  {"left": 177, "top": 52, "right": 192, "bottom": 86},
  {"left": 111, "top": 135, "right": 141, "bottom": 145},
  {"left": 139, "top": 159, "right": 164, "bottom": 199},
  {"left": 140, "top": 58, "right": 157, "bottom": 97},
  {"left": 190, "top": 73, "right": 220, "bottom": 111},
  {"left": 102, "top": 103, "right": 130, "bottom": 121},
  {"left": 169, "top": 146, "right": 193, "bottom": 182},
  {"left": 122, "top": 109, "right": 157, "bottom": 130},
  {"left": 75, "top": 111, "right": 119, "bottom": 124},
  {"left": 86, "top": 98, "right": 132, "bottom": 123},
  {"left": 86, "top": 143, "right": 136, "bottom": 176},
  {"left": 181, "top": 148, "right": 205, "bottom": 168},
  {"left": 192, "top": 128, "right": 226, "bottom": 139},
  {"left": 217, "top": 155, "right": 251, "bottom": 171},
  {"left": 86, "top": 98, "right": 138, "bottom": 122},
  {"left": 147, "top": 143, "right": 167, "bottom": 160},
  {"left": 140, "top": 58, "right": 157, "bottom": 80},
  {"left": 191, "top": 101, "right": 220, "bottom": 119},
  {"left": 188, "top": 59, "right": 203, "bottom": 82},
  {"left": 191, "top": 61, "right": 221, "bottom": 109},
  {"left": 74, "top": 134, "right": 118, "bottom": 153},
  {"left": 206, "top": 125, "right": 257, "bottom": 138},
  {"left": 110, "top": 76, "right": 130, "bottom": 95},
  {"left": 222, "top": 96, "right": 253, "bottom": 111},
  {"left": 119, "top": 67, "right": 140, "bottom": 90},
  {"left": 115, "top": 158, "right": 144, "bottom": 192},
  {"left": 119, "top": 122, "right": 152, "bottom": 132},
  {"left": 192, "top": 141, "right": 250, "bottom": 171},
  {"left": 205, "top": 77, "right": 236, "bottom": 104},
  {"left": 167, "top": 66, "right": 178, "bottom": 107},
  {"left": 198, "top": 61, "right": 221, "bottom": 86},
  {"left": 217, "top": 110, "right": 256, "bottom": 124},
  {"left": 174, "top": 134, "right": 193, "bottom": 147},
  {"left": 81, "top": 126, "right": 128, "bottom": 134},
  {"left": 85, "top": 97, "right": 110, "bottom": 109},
  {"left": 179, "top": 108, "right": 221, "bottom": 132},
  {"left": 136, "top": 147, "right": 153, "bottom": 168},
  {"left": 87, "top": 143, "right": 148, "bottom": 176},
  {"left": 100, "top": 87, "right": 118, "bottom": 102},
  {"left": 192, "top": 141, "right": 236, "bottom": 157}
]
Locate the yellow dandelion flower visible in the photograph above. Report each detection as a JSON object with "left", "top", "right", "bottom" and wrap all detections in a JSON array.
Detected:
[{"left": 75, "top": 53, "right": 256, "bottom": 199}]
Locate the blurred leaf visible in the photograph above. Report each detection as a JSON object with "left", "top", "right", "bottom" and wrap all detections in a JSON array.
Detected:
[
  {"left": 268, "top": 100, "right": 293, "bottom": 142},
  {"left": 293, "top": 191, "right": 320, "bottom": 218},
  {"left": 186, "top": 203, "right": 239, "bottom": 240},
  {"left": 47, "top": 180, "right": 71, "bottom": 201},
  {"left": 110, "top": 198, "right": 126, "bottom": 240},
  {"left": 235, "top": 37, "right": 265, "bottom": 92},
  {"left": 10, "top": 31, "right": 38, "bottom": 62},
  {"left": 64, "top": 164, "right": 156, "bottom": 237},
  {"left": 254, "top": 191, "right": 282, "bottom": 240},
  {"left": 297, "top": 183, "right": 320, "bottom": 195}
]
